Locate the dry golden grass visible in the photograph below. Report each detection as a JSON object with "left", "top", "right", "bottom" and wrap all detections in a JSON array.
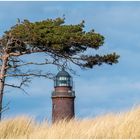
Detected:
[{"left": 0, "top": 106, "right": 140, "bottom": 139}]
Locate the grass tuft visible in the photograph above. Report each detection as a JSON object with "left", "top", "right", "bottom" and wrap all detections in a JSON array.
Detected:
[{"left": 0, "top": 107, "right": 140, "bottom": 138}]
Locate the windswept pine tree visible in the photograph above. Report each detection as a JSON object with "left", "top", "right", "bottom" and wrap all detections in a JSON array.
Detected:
[{"left": 0, "top": 18, "right": 119, "bottom": 120}]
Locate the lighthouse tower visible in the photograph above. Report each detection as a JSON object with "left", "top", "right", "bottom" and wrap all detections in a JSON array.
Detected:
[{"left": 51, "top": 69, "right": 75, "bottom": 123}]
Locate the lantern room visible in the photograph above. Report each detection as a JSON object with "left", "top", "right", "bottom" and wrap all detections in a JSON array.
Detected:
[{"left": 54, "top": 69, "right": 73, "bottom": 87}]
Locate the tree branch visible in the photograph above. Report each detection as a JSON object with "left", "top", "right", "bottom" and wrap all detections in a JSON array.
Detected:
[
  {"left": 5, "top": 83, "right": 29, "bottom": 95},
  {"left": 7, "top": 60, "right": 55, "bottom": 69},
  {"left": 0, "top": 106, "right": 9, "bottom": 114},
  {"left": 9, "top": 47, "right": 49, "bottom": 57},
  {"left": 1, "top": 101, "right": 10, "bottom": 114},
  {"left": 5, "top": 72, "right": 54, "bottom": 79}
]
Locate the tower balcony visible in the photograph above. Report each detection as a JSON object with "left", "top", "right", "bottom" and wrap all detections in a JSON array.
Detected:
[{"left": 51, "top": 90, "right": 75, "bottom": 97}]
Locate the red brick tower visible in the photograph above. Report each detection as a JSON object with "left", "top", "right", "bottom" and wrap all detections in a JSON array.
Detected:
[{"left": 52, "top": 69, "right": 75, "bottom": 123}]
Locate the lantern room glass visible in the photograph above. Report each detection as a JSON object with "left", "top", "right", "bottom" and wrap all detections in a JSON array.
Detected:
[{"left": 54, "top": 76, "right": 73, "bottom": 87}]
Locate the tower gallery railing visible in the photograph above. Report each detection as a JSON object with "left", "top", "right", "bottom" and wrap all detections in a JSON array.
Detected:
[{"left": 51, "top": 90, "right": 75, "bottom": 97}]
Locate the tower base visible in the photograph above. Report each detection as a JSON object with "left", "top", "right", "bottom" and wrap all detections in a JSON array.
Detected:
[{"left": 52, "top": 96, "right": 75, "bottom": 123}]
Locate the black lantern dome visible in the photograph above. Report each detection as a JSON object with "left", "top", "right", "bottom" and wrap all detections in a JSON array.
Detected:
[{"left": 54, "top": 69, "right": 73, "bottom": 87}]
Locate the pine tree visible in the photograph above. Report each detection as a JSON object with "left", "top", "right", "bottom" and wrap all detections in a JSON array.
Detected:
[{"left": 0, "top": 18, "right": 119, "bottom": 120}]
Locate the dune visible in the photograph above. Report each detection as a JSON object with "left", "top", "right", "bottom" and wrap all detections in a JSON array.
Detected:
[{"left": 0, "top": 106, "right": 140, "bottom": 139}]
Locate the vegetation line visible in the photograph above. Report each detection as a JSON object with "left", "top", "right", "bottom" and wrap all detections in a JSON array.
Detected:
[{"left": 0, "top": 106, "right": 140, "bottom": 139}]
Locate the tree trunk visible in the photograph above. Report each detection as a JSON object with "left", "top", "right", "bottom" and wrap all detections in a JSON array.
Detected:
[{"left": 0, "top": 52, "right": 8, "bottom": 121}]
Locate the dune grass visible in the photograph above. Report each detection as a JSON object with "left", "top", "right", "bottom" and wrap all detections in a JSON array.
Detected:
[{"left": 0, "top": 106, "right": 140, "bottom": 139}]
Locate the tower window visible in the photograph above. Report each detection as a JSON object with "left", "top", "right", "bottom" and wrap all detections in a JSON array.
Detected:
[{"left": 53, "top": 104, "right": 56, "bottom": 109}]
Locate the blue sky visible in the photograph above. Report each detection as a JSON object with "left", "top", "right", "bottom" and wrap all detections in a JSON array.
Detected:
[{"left": 1, "top": 1, "right": 140, "bottom": 121}]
